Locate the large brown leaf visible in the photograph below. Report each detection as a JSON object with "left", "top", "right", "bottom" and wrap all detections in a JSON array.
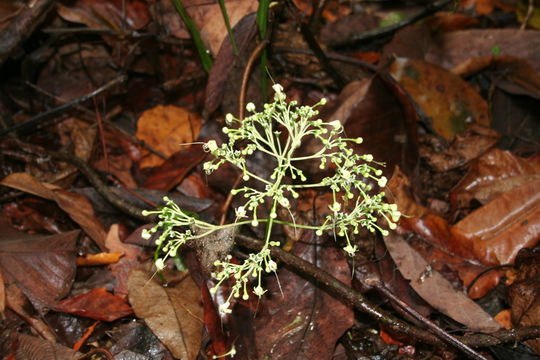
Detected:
[
  {"left": 127, "top": 269, "right": 204, "bottom": 360},
  {"left": 389, "top": 58, "right": 490, "bottom": 139},
  {"left": 451, "top": 178, "right": 540, "bottom": 265},
  {"left": 0, "top": 173, "right": 107, "bottom": 250},
  {"left": 0, "top": 218, "right": 78, "bottom": 312},
  {"left": 384, "top": 232, "right": 501, "bottom": 332}
]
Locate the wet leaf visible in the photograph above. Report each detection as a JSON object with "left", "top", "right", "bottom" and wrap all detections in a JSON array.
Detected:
[
  {"left": 384, "top": 232, "right": 501, "bottom": 332},
  {"left": 55, "top": 287, "right": 133, "bottom": 321},
  {"left": 158, "top": 0, "right": 258, "bottom": 56},
  {"left": 451, "top": 178, "right": 540, "bottom": 265},
  {"left": 136, "top": 105, "right": 202, "bottom": 168},
  {"left": 0, "top": 173, "right": 108, "bottom": 250},
  {"left": 388, "top": 167, "right": 501, "bottom": 298},
  {"left": 420, "top": 124, "right": 500, "bottom": 172},
  {"left": 127, "top": 269, "right": 203, "bottom": 360},
  {"left": 0, "top": 218, "right": 78, "bottom": 312},
  {"left": 106, "top": 224, "right": 146, "bottom": 298},
  {"left": 389, "top": 58, "right": 490, "bottom": 139},
  {"left": 451, "top": 148, "right": 540, "bottom": 210}
]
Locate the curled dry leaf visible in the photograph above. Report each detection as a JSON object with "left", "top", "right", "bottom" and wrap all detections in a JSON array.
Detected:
[
  {"left": 452, "top": 178, "right": 540, "bottom": 265},
  {"left": 451, "top": 148, "right": 540, "bottom": 210},
  {"left": 136, "top": 105, "right": 202, "bottom": 168},
  {"left": 127, "top": 269, "right": 203, "bottom": 360}
]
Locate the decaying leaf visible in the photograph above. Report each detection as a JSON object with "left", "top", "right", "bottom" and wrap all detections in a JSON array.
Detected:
[
  {"left": 389, "top": 58, "right": 490, "bottom": 139},
  {"left": 425, "top": 29, "right": 540, "bottom": 75},
  {"left": 384, "top": 232, "right": 501, "bottom": 332},
  {"left": 127, "top": 269, "right": 203, "bottom": 360}
]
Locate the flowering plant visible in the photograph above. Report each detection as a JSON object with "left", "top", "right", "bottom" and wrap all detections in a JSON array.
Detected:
[{"left": 143, "top": 84, "right": 400, "bottom": 312}]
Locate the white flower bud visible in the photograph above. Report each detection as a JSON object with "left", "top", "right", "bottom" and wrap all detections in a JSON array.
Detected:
[
  {"left": 246, "top": 102, "right": 256, "bottom": 112},
  {"left": 272, "top": 84, "right": 283, "bottom": 94},
  {"left": 155, "top": 258, "right": 166, "bottom": 270},
  {"left": 205, "top": 140, "right": 218, "bottom": 152}
]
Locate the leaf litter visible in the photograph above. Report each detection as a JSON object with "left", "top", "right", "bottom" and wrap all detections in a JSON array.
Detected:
[{"left": 0, "top": 0, "right": 540, "bottom": 359}]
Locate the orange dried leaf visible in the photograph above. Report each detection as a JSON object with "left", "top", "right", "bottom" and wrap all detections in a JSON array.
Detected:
[
  {"left": 136, "top": 105, "right": 202, "bottom": 168},
  {"left": 55, "top": 287, "right": 133, "bottom": 322},
  {"left": 494, "top": 309, "right": 512, "bottom": 329},
  {"left": 76, "top": 252, "right": 123, "bottom": 266}
]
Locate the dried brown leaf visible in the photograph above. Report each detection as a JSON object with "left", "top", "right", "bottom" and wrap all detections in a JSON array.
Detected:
[
  {"left": 384, "top": 232, "right": 501, "bottom": 332},
  {"left": 0, "top": 218, "right": 78, "bottom": 312},
  {"left": 127, "top": 269, "right": 203, "bottom": 360},
  {"left": 0, "top": 173, "right": 107, "bottom": 250}
]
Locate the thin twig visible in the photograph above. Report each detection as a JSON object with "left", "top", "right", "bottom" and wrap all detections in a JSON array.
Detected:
[
  {"left": 299, "top": 22, "right": 346, "bottom": 88},
  {"left": 327, "top": 0, "right": 453, "bottom": 47},
  {"left": 239, "top": 39, "right": 270, "bottom": 120},
  {"left": 234, "top": 234, "right": 540, "bottom": 350},
  {"left": 24, "top": 81, "right": 167, "bottom": 159},
  {"left": 0, "top": 75, "right": 127, "bottom": 136},
  {"left": 372, "top": 282, "right": 488, "bottom": 360}
]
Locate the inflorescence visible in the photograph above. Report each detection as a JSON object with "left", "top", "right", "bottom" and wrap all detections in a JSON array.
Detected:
[{"left": 143, "top": 84, "right": 400, "bottom": 312}]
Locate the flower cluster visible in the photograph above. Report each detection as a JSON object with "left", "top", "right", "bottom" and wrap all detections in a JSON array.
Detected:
[{"left": 144, "top": 84, "right": 400, "bottom": 312}]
